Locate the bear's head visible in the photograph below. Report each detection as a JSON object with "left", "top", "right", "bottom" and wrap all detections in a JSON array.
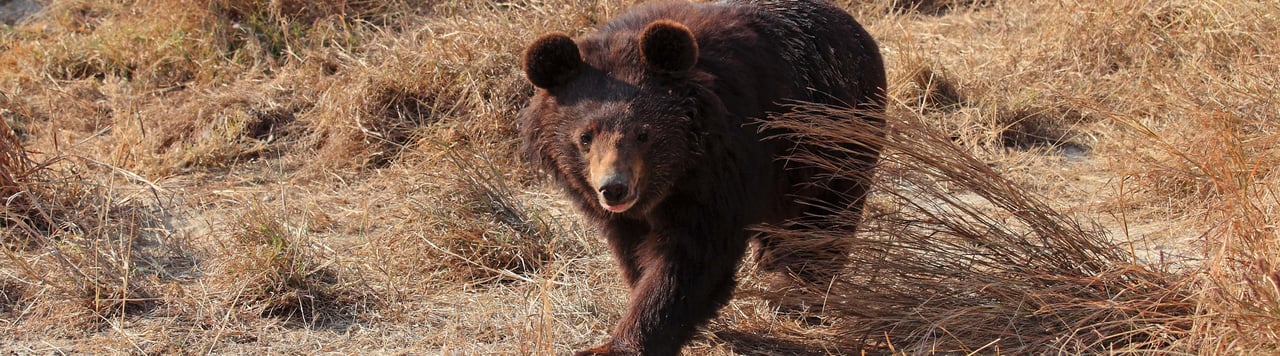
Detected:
[{"left": 520, "top": 20, "right": 715, "bottom": 215}]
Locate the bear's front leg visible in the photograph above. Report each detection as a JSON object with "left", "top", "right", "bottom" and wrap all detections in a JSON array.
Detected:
[
  {"left": 577, "top": 232, "right": 743, "bottom": 356},
  {"left": 602, "top": 218, "right": 651, "bottom": 288}
]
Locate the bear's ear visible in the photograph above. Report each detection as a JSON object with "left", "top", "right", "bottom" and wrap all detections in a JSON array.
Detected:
[
  {"left": 638, "top": 20, "right": 698, "bottom": 73},
  {"left": 523, "top": 33, "right": 583, "bottom": 89}
]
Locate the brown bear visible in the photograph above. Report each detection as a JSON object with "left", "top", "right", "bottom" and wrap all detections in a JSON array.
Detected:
[{"left": 518, "top": 0, "right": 885, "bottom": 354}]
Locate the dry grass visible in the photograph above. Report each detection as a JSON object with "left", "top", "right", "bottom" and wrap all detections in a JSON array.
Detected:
[
  {"left": 759, "top": 104, "right": 1195, "bottom": 353},
  {"left": 1, "top": 0, "right": 1277, "bottom": 354}
]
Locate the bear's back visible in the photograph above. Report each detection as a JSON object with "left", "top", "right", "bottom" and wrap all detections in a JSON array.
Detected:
[
  {"left": 578, "top": 0, "right": 883, "bottom": 123},
  {"left": 738, "top": 0, "right": 886, "bottom": 107}
]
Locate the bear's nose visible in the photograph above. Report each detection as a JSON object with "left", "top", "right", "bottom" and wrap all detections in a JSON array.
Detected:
[{"left": 599, "top": 183, "right": 630, "bottom": 204}]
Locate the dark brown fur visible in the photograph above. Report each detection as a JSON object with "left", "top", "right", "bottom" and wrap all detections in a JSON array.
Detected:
[{"left": 519, "top": 0, "right": 885, "bottom": 354}]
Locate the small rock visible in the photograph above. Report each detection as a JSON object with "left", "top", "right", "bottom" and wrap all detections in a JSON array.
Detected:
[{"left": 0, "top": 0, "right": 43, "bottom": 26}]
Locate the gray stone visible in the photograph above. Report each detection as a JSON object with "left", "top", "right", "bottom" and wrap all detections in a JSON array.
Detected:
[{"left": 0, "top": 0, "right": 43, "bottom": 26}]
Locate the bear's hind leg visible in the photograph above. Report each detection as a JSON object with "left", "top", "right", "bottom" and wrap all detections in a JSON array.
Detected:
[{"left": 755, "top": 177, "right": 872, "bottom": 314}]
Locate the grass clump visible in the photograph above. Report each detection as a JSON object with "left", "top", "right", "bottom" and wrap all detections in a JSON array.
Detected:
[
  {"left": 1, "top": 101, "right": 33, "bottom": 210},
  {"left": 217, "top": 204, "right": 372, "bottom": 327},
  {"left": 1114, "top": 101, "right": 1280, "bottom": 352},
  {"left": 413, "top": 145, "right": 584, "bottom": 285},
  {"left": 1, "top": 144, "right": 182, "bottom": 337},
  {"left": 760, "top": 104, "right": 1195, "bottom": 353}
]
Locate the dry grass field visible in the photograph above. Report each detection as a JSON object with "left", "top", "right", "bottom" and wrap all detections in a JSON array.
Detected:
[{"left": 1, "top": 0, "right": 1277, "bottom": 354}]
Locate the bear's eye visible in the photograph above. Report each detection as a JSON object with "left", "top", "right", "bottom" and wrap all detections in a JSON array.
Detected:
[
  {"left": 637, "top": 131, "right": 649, "bottom": 143},
  {"left": 579, "top": 132, "right": 593, "bottom": 147}
]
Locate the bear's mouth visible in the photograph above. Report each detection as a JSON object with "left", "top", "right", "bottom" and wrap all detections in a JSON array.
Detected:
[
  {"left": 599, "top": 192, "right": 638, "bottom": 213},
  {"left": 603, "top": 201, "right": 634, "bottom": 213}
]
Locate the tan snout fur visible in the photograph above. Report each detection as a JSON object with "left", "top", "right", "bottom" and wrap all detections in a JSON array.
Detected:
[{"left": 586, "top": 132, "right": 644, "bottom": 205}]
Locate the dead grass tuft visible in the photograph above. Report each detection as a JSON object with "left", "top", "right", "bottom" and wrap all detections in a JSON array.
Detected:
[
  {"left": 108, "top": 85, "right": 307, "bottom": 174},
  {"left": 0, "top": 277, "right": 22, "bottom": 314},
  {"left": 760, "top": 104, "right": 1195, "bottom": 353},
  {"left": 899, "top": 61, "right": 965, "bottom": 113},
  {"left": 1, "top": 100, "right": 33, "bottom": 207},
  {"left": 417, "top": 145, "right": 583, "bottom": 284},
  {"left": 1113, "top": 102, "right": 1280, "bottom": 351},
  {"left": 849, "top": 0, "right": 993, "bottom": 16},
  {"left": 1, "top": 154, "right": 187, "bottom": 336},
  {"left": 217, "top": 203, "right": 373, "bottom": 327},
  {"left": 994, "top": 104, "right": 1093, "bottom": 154},
  {"left": 212, "top": 0, "right": 417, "bottom": 25}
]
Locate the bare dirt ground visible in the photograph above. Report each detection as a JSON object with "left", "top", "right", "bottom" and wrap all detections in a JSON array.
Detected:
[{"left": 2, "top": 0, "right": 1277, "bottom": 354}]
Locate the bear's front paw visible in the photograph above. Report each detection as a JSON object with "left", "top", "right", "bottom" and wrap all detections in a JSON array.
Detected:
[
  {"left": 573, "top": 343, "right": 614, "bottom": 356},
  {"left": 575, "top": 341, "right": 640, "bottom": 356}
]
